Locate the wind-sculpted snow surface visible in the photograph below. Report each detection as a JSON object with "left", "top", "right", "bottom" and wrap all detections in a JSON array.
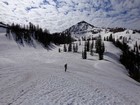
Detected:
[{"left": 0, "top": 28, "right": 140, "bottom": 105}]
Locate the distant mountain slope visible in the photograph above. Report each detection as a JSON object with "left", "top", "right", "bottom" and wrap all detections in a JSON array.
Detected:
[
  {"left": 62, "top": 21, "right": 127, "bottom": 37},
  {"left": 62, "top": 21, "right": 96, "bottom": 35}
]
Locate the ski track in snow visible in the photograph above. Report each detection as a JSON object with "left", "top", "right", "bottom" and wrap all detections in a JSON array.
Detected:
[{"left": 0, "top": 28, "right": 140, "bottom": 105}]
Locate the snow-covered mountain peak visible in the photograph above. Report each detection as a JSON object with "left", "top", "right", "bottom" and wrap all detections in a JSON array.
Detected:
[{"left": 62, "top": 21, "right": 95, "bottom": 35}]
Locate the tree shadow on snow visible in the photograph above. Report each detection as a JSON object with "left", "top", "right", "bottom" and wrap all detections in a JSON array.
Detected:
[
  {"left": 87, "top": 58, "right": 97, "bottom": 61},
  {"left": 104, "top": 52, "right": 119, "bottom": 61}
]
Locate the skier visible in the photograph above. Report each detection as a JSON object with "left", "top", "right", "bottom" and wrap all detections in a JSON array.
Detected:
[{"left": 64, "top": 63, "right": 67, "bottom": 72}]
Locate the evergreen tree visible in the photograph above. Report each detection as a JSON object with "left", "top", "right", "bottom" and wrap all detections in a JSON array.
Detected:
[
  {"left": 134, "top": 41, "right": 138, "bottom": 48},
  {"left": 73, "top": 43, "right": 75, "bottom": 52},
  {"left": 90, "top": 40, "right": 94, "bottom": 56},
  {"left": 63, "top": 44, "right": 67, "bottom": 52},
  {"left": 90, "top": 49, "right": 94, "bottom": 56},
  {"left": 79, "top": 39, "right": 81, "bottom": 46},
  {"left": 58, "top": 48, "right": 61, "bottom": 53},
  {"left": 129, "top": 35, "right": 131, "bottom": 40},
  {"left": 82, "top": 46, "right": 87, "bottom": 59},
  {"left": 86, "top": 40, "right": 90, "bottom": 52},
  {"left": 91, "top": 40, "right": 94, "bottom": 50},
  {"left": 106, "top": 36, "right": 109, "bottom": 41},
  {"left": 109, "top": 34, "right": 113, "bottom": 41},
  {"left": 95, "top": 36, "right": 105, "bottom": 60},
  {"left": 76, "top": 43, "right": 78, "bottom": 52},
  {"left": 73, "top": 43, "right": 78, "bottom": 52},
  {"left": 68, "top": 43, "right": 72, "bottom": 52},
  {"left": 82, "top": 41, "right": 88, "bottom": 59},
  {"left": 104, "top": 37, "right": 106, "bottom": 41}
]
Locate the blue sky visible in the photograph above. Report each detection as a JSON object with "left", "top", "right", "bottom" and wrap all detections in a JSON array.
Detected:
[{"left": 0, "top": 0, "right": 140, "bottom": 32}]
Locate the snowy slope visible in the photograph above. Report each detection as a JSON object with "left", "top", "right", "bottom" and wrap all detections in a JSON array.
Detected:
[
  {"left": 114, "top": 30, "right": 140, "bottom": 48},
  {"left": 0, "top": 28, "right": 140, "bottom": 105},
  {"left": 100, "top": 29, "right": 140, "bottom": 50}
]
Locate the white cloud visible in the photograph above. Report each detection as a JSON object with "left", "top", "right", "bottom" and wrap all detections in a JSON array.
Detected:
[{"left": 0, "top": 0, "right": 140, "bottom": 33}]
